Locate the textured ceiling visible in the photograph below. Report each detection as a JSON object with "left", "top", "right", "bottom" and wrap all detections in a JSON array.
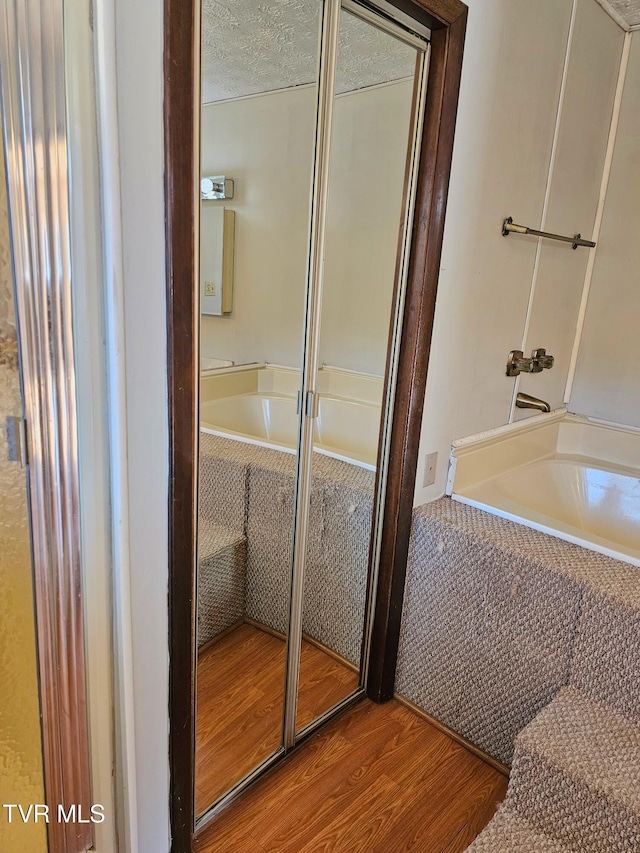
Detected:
[
  {"left": 601, "top": 0, "right": 640, "bottom": 27},
  {"left": 201, "top": 0, "right": 417, "bottom": 103}
]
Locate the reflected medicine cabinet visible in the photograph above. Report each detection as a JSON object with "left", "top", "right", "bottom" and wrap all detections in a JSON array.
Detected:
[{"left": 200, "top": 205, "right": 234, "bottom": 315}]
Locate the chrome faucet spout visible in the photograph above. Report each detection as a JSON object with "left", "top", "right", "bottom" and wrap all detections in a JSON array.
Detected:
[{"left": 516, "top": 392, "right": 550, "bottom": 413}]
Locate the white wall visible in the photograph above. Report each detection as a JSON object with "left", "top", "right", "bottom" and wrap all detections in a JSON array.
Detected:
[
  {"left": 414, "top": 0, "right": 624, "bottom": 505},
  {"left": 515, "top": 0, "right": 623, "bottom": 420},
  {"left": 569, "top": 33, "right": 639, "bottom": 427},
  {"left": 200, "top": 79, "right": 413, "bottom": 375},
  {"left": 320, "top": 81, "right": 413, "bottom": 374},
  {"left": 111, "top": 0, "right": 170, "bottom": 850},
  {"left": 200, "top": 86, "right": 315, "bottom": 369}
]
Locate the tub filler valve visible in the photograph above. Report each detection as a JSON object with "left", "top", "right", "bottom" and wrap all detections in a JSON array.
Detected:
[
  {"left": 531, "top": 348, "right": 554, "bottom": 372},
  {"left": 506, "top": 348, "right": 555, "bottom": 377},
  {"left": 506, "top": 350, "right": 532, "bottom": 376}
]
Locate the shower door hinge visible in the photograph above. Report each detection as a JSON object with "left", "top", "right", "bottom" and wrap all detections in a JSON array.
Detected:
[
  {"left": 304, "top": 391, "right": 319, "bottom": 419},
  {"left": 296, "top": 391, "right": 319, "bottom": 418},
  {"left": 6, "top": 416, "right": 28, "bottom": 467}
]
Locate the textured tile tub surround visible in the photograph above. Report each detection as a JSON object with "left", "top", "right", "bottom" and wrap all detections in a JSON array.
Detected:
[
  {"left": 245, "top": 461, "right": 374, "bottom": 661},
  {"left": 197, "top": 521, "right": 247, "bottom": 646},
  {"left": 198, "top": 433, "right": 374, "bottom": 662},
  {"left": 402, "top": 499, "right": 640, "bottom": 850},
  {"left": 396, "top": 497, "right": 640, "bottom": 766},
  {"left": 199, "top": 449, "right": 249, "bottom": 531},
  {"left": 466, "top": 807, "right": 571, "bottom": 852},
  {"left": 245, "top": 462, "right": 305, "bottom": 636},
  {"left": 302, "top": 479, "right": 372, "bottom": 665},
  {"left": 570, "top": 592, "right": 640, "bottom": 722},
  {"left": 505, "top": 687, "right": 640, "bottom": 852},
  {"left": 396, "top": 499, "right": 583, "bottom": 764}
]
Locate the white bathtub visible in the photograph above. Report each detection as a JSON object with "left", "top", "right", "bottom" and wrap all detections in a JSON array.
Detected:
[
  {"left": 200, "top": 365, "right": 382, "bottom": 469},
  {"left": 200, "top": 356, "right": 233, "bottom": 373},
  {"left": 449, "top": 412, "right": 640, "bottom": 567}
]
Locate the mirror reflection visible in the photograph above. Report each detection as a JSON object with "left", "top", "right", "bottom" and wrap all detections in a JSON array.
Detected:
[
  {"left": 195, "top": 0, "right": 427, "bottom": 816},
  {"left": 195, "top": 0, "right": 321, "bottom": 813},
  {"left": 296, "top": 7, "right": 419, "bottom": 733}
]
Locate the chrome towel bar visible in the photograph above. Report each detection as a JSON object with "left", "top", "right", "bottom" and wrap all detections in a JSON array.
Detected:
[{"left": 502, "top": 217, "right": 596, "bottom": 249}]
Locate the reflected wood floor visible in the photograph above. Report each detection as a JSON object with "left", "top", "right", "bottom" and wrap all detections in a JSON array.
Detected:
[
  {"left": 196, "top": 622, "right": 359, "bottom": 812},
  {"left": 196, "top": 695, "right": 508, "bottom": 852}
]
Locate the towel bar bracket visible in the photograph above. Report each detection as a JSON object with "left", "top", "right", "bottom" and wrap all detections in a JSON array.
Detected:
[{"left": 502, "top": 216, "right": 596, "bottom": 250}]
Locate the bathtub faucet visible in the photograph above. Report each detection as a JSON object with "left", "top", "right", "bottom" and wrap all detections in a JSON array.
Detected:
[{"left": 516, "top": 392, "right": 551, "bottom": 413}]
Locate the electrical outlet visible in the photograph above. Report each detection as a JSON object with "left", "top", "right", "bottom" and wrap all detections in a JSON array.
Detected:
[
  {"left": 205, "top": 280, "right": 216, "bottom": 297},
  {"left": 423, "top": 452, "right": 438, "bottom": 488}
]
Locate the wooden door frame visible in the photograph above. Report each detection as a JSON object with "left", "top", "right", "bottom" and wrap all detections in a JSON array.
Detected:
[{"left": 165, "top": 0, "right": 467, "bottom": 849}]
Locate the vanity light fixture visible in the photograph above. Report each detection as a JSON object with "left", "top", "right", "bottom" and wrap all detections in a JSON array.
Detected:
[{"left": 201, "top": 175, "right": 234, "bottom": 200}]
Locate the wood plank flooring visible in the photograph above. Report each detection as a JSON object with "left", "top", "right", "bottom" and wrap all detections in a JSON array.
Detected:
[
  {"left": 196, "top": 697, "right": 508, "bottom": 852},
  {"left": 196, "top": 623, "right": 359, "bottom": 812}
]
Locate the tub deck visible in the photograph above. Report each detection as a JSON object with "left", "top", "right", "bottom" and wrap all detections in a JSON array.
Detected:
[
  {"left": 200, "top": 363, "right": 383, "bottom": 469},
  {"left": 449, "top": 413, "right": 640, "bottom": 567}
]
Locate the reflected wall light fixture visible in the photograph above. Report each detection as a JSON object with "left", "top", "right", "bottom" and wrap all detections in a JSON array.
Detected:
[{"left": 201, "top": 175, "right": 234, "bottom": 200}]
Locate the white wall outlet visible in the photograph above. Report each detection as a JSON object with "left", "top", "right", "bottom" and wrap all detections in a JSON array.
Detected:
[
  {"left": 204, "top": 280, "right": 216, "bottom": 297},
  {"left": 423, "top": 451, "right": 438, "bottom": 488}
]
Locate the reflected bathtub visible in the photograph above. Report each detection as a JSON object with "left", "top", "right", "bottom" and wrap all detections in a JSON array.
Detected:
[
  {"left": 200, "top": 365, "right": 382, "bottom": 469},
  {"left": 449, "top": 412, "right": 640, "bottom": 567}
]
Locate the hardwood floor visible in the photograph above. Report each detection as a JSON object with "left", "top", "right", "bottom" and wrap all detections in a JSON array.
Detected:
[
  {"left": 196, "top": 622, "right": 359, "bottom": 812},
  {"left": 195, "top": 698, "right": 508, "bottom": 852}
]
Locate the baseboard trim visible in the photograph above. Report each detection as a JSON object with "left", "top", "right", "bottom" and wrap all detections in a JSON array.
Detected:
[
  {"left": 244, "top": 616, "right": 285, "bottom": 640},
  {"left": 197, "top": 618, "right": 245, "bottom": 657},
  {"left": 393, "top": 693, "right": 510, "bottom": 778},
  {"left": 301, "top": 634, "right": 360, "bottom": 675},
  {"left": 244, "top": 617, "right": 360, "bottom": 675}
]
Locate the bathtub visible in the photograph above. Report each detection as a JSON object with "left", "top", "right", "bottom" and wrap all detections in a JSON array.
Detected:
[
  {"left": 200, "top": 364, "right": 382, "bottom": 469},
  {"left": 448, "top": 412, "right": 640, "bottom": 567},
  {"left": 200, "top": 356, "right": 233, "bottom": 374}
]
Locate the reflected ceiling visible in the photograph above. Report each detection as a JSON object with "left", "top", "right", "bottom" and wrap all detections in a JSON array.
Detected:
[
  {"left": 202, "top": 0, "right": 417, "bottom": 103},
  {"left": 601, "top": 0, "right": 640, "bottom": 27}
]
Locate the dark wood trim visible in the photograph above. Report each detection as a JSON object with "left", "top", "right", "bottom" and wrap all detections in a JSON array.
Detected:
[
  {"left": 165, "top": 0, "right": 468, "bottom": 845},
  {"left": 366, "top": 2, "right": 468, "bottom": 701},
  {"left": 165, "top": 0, "right": 198, "bottom": 849},
  {"left": 387, "top": 0, "right": 467, "bottom": 30}
]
